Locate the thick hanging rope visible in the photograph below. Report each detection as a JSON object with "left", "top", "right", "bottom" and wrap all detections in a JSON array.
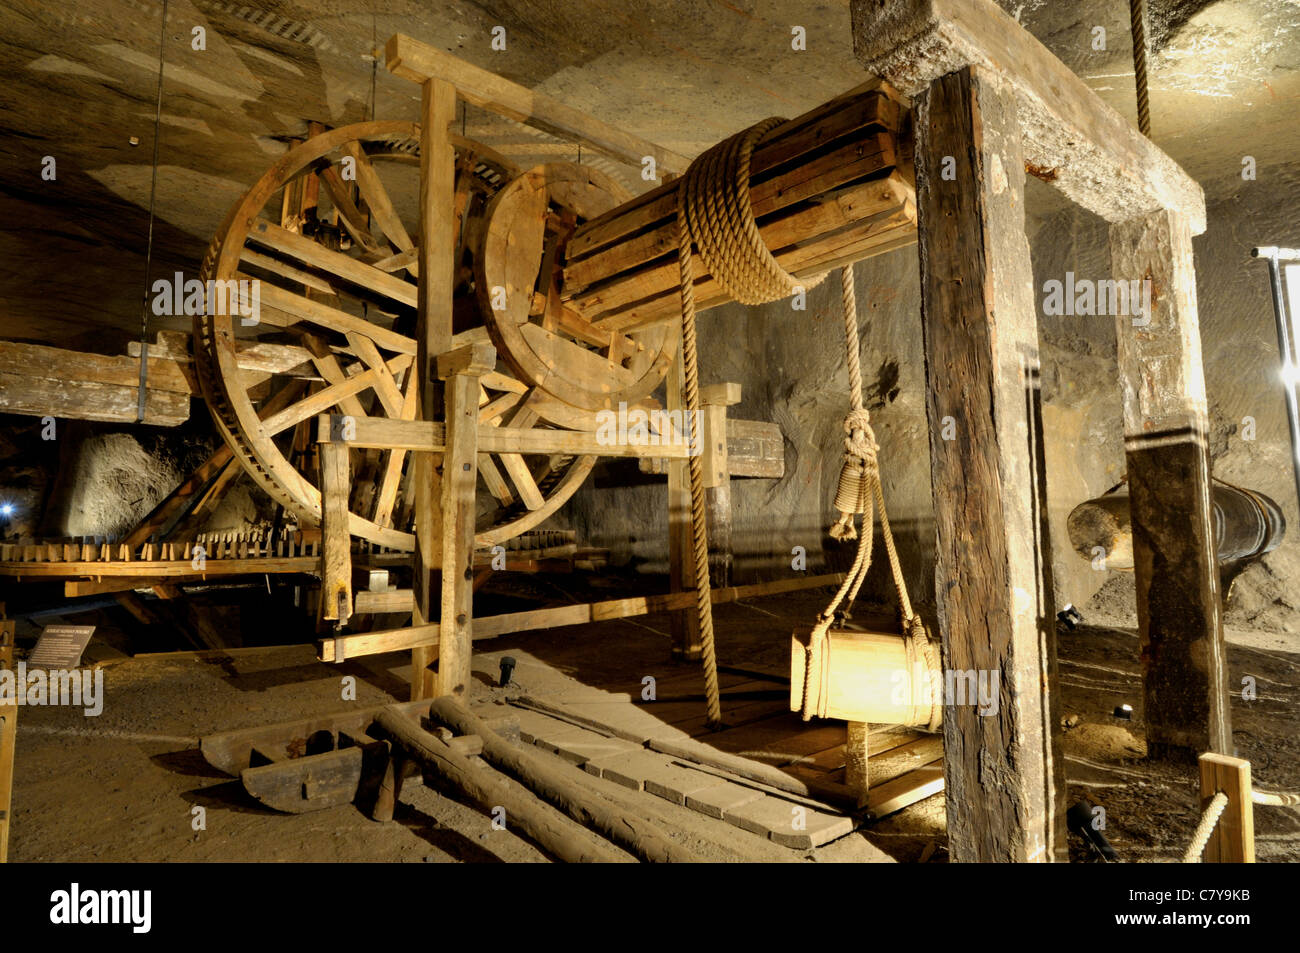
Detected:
[
  {"left": 675, "top": 217, "right": 723, "bottom": 728},
  {"left": 800, "top": 266, "right": 940, "bottom": 730},
  {"left": 675, "top": 116, "right": 827, "bottom": 727},
  {"left": 1129, "top": 0, "right": 1152, "bottom": 137}
]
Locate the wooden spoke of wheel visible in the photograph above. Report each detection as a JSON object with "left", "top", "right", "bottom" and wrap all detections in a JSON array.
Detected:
[
  {"left": 471, "top": 384, "right": 600, "bottom": 545},
  {"left": 477, "top": 162, "right": 677, "bottom": 413},
  {"left": 372, "top": 363, "right": 419, "bottom": 529}
]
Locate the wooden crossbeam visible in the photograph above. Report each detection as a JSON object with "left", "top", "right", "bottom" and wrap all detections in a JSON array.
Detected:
[
  {"left": 319, "top": 573, "right": 847, "bottom": 662},
  {"left": 313, "top": 413, "right": 694, "bottom": 459},
  {"left": 851, "top": 0, "right": 1207, "bottom": 233},
  {"left": 386, "top": 33, "right": 690, "bottom": 176}
]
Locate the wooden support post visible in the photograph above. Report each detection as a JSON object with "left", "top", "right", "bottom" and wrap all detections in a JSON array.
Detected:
[
  {"left": 1110, "top": 210, "right": 1230, "bottom": 760},
  {"left": 915, "top": 65, "right": 1063, "bottom": 862},
  {"left": 412, "top": 77, "right": 458, "bottom": 700},
  {"left": 1199, "top": 753, "right": 1255, "bottom": 863},
  {"left": 666, "top": 328, "right": 702, "bottom": 660},
  {"left": 845, "top": 721, "right": 870, "bottom": 809},
  {"left": 701, "top": 383, "right": 741, "bottom": 589},
  {"left": 435, "top": 342, "right": 496, "bottom": 700},
  {"left": 320, "top": 439, "right": 352, "bottom": 624},
  {"left": 0, "top": 607, "right": 14, "bottom": 863}
]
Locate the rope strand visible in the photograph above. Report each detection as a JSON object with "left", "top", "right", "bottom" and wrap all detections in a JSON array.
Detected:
[
  {"left": 676, "top": 215, "right": 723, "bottom": 729},
  {"left": 1129, "top": 0, "right": 1152, "bottom": 137}
]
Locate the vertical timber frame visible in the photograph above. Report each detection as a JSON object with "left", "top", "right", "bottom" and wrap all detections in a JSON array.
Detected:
[
  {"left": 412, "top": 77, "right": 458, "bottom": 700},
  {"left": 854, "top": 0, "right": 1215, "bottom": 856},
  {"left": 436, "top": 343, "right": 496, "bottom": 699},
  {"left": 1110, "top": 211, "right": 1230, "bottom": 758},
  {"left": 914, "top": 65, "right": 1061, "bottom": 863}
]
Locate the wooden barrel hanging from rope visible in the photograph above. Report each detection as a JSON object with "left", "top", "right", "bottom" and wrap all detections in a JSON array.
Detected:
[{"left": 791, "top": 626, "right": 943, "bottom": 728}]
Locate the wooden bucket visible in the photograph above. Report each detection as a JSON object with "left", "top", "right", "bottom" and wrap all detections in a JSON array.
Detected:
[{"left": 790, "top": 627, "right": 940, "bottom": 727}]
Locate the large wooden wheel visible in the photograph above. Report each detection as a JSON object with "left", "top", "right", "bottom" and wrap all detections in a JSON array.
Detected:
[
  {"left": 195, "top": 123, "right": 600, "bottom": 551},
  {"left": 477, "top": 163, "right": 676, "bottom": 413}
]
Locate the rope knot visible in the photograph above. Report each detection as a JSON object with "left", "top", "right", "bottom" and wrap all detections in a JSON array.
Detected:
[{"left": 843, "top": 407, "right": 877, "bottom": 454}]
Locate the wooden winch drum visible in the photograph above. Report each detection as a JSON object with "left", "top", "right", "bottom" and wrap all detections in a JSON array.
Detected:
[{"left": 790, "top": 627, "right": 940, "bottom": 728}]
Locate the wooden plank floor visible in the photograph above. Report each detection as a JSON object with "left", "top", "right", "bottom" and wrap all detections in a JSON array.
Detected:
[
  {"left": 495, "top": 668, "right": 944, "bottom": 844},
  {"left": 464, "top": 584, "right": 947, "bottom": 844}
]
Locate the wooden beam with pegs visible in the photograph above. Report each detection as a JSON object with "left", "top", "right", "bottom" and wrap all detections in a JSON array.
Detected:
[
  {"left": 435, "top": 340, "right": 497, "bottom": 700},
  {"left": 411, "top": 76, "right": 460, "bottom": 702},
  {"left": 319, "top": 573, "right": 848, "bottom": 662},
  {"left": 0, "top": 340, "right": 192, "bottom": 426},
  {"left": 313, "top": 413, "right": 694, "bottom": 459},
  {"left": 914, "top": 65, "right": 1064, "bottom": 863}
]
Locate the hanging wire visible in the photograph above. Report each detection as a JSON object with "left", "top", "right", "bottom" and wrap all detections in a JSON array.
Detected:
[{"left": 136, "top": 0, "right": 169, "bottom": 423}]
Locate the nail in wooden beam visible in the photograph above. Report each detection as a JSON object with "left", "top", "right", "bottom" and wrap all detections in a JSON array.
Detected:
[
  {"left": 412, "top": 77, "right": 459, "bottom": 701},
  {"left": 1110, "top": 209, "right": 1230, "bottom": 759},
  {"left": 915, "top": 65, "right": 1063, "bottom": 863}
]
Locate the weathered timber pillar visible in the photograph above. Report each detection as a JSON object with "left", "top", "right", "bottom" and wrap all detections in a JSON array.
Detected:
[
  {"left": 1109, "top": 209, "right": 1230, "bottom": 759},
  {"left": 412, "top": 78, "right": 457, "bottom": 700},
  {"left": 915, "top": 65, "right": 1063, "bottom": 862},
  {"left": 319, "top": 438, "right": 353, "bottom": 626},
  {"left": 667, "top": 326, "right": 703, "bottom": 660},
  {"left": 435, "top": 342, "right": 496, "bottom": 700},
  {"left": 701, "top": 382, "right": 741, "bottom": 589}
]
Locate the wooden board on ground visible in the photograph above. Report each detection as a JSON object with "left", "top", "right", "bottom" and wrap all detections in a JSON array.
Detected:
[{"left": 499, "top": 699, "right": 856, "bottom": 849}]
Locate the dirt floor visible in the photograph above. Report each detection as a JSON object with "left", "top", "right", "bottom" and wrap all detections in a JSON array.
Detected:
[{"left": 4, "top": 570, "right": 1299, "bottom": 862}]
